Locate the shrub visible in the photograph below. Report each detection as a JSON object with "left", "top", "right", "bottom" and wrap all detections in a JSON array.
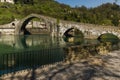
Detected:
[{"left": 97, "top": 33, "right": 119, "bottom": 44}]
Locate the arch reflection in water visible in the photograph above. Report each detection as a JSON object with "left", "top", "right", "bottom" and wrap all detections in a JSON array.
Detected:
[{"left": 0, "top": 35, "right": 65, "bottom": 51}]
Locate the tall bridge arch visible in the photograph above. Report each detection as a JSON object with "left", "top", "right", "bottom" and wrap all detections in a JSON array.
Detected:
[{"left": 15, "top": 14, "right": 56, "bottom": 35}]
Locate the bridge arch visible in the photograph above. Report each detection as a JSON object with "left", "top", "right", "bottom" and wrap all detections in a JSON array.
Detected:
[
  {"left": 64, "top": 28, "right": 75, "bottom": 37},
  {"left": 15, "top": 14, "right": 56, "bottom": 35},
  {"left": 62, "top": 27, "right": 84, "bottom": 38}
]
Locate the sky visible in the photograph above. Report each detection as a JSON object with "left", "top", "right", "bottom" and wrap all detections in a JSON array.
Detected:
[{"left": 55, "top": 0, "right": 120, "bottom": 8}]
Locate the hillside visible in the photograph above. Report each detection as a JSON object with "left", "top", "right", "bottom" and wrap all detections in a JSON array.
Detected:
[{"left": 0, "top": 0, "right": 120, "bottom": 26}]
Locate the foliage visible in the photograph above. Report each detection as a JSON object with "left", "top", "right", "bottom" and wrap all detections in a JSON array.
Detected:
[
  {"left": 0, "top": 0, "right": 119, "bottom": 26},
  {"left": 97, "top": 33, "right": 119, "bottom": 44}
]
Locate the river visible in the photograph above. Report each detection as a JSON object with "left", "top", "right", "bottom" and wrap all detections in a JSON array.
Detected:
[{"left": 0, "top": 34, "right": 120, "bottom": 76}]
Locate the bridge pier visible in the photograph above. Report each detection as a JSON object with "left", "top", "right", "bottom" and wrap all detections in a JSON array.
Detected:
[{"left": 50, "top": 23, "right": 61, "bottom": 37}]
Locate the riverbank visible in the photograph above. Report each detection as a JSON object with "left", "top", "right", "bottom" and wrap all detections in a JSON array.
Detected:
[{"left": 1, "top": 50, "right": 120, "bottom": 80}]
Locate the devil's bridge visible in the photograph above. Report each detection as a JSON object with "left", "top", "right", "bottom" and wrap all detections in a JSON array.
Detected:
[
  {"left": 1, "top": 13, "right": 120, "bottom": 78},
  {"left": 0, "top": 13, "right": 120, "bottom": 38}
]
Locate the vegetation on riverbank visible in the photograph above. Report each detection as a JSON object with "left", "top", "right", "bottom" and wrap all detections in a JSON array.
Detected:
[
  {"left": 97, "top": 33, "right": 119, "bottom": 44},
  {"left": 0, "top": 0, "right": 120, "bottom": 26}
]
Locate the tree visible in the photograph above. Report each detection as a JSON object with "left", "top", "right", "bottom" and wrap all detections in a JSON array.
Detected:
[
  {"left": 112, "top": 17, "right": 119, "bottom": 26},
  {"left": 14, "top": 0, "right": 34, "bottom": 4}
]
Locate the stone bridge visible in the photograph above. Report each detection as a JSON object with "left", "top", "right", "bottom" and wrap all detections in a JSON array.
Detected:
[
  {"left": 15, "top": 14, "right": 120, "bottom": 38},
  {"left": 1, "top": 13, "right": 120, "bottom": 38}
]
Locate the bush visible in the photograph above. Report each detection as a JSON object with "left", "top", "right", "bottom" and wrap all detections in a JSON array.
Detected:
[{"left": 97, "top": 33, "right": 119, "bottom": 44}]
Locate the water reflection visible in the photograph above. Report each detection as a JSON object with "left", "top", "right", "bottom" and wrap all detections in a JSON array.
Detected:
[
  {"left": 14, "top": 35, "right": 64, "bottom": 49},
  {"left": 0, "top": 35, "right": 65, "bottom": 53},
  {"left": 0, "top": 35, "right": 120, "bottom": 76}
]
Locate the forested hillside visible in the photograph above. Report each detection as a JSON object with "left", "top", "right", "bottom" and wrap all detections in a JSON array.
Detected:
[{"left": 0, "top": 0, "right": 120, "bottom": 26}]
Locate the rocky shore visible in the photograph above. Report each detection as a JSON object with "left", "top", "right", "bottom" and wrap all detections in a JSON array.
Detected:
[{"left": 1, "top": 50, "right": 120, "bottom": 80}]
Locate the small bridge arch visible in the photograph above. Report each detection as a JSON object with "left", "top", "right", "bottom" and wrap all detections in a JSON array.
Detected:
[
  {"left": 61, "top": 26, "right": 84, "bottom": 37},
  {"left": 15, "top": 14, "right": 56, "bottom": 35}
]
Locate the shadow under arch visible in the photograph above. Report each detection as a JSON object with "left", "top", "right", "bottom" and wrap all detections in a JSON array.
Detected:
[
  {"left": 64, "top": 28, "right": 74, "bottom": 37},
  {"left": 15, "top": 14, "right": 54, "bottom": 35},
  {"left": 63, "top": 27, "right": 84, "bottom": 37}
]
